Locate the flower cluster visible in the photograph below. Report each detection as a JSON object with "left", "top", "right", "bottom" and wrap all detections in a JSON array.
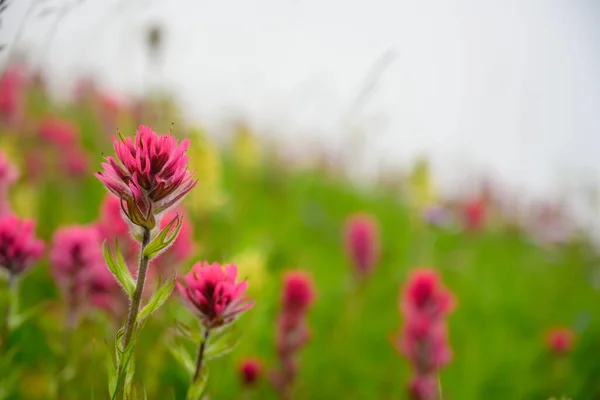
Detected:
[
  {"left": 95, "top": 125, "right": 197, "bottom": 232},
  {"left": 395, "top": 268, "right": 455, "bottom": 400},
  {"left": 271, "top": 271, "right": 315, "bottom": 398},
  {"left": 0, "top": 214, "right": 44, "bottom": 276},
  {"left": 344, "top": 213, "right": 380, "bottom": 276},
  {"left": 177, "top": 262, "right": 254, "bottom": 329}
]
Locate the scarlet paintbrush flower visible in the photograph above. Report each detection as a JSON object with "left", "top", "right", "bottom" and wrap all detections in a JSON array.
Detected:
[
  {"left": 271, "top": 270, "right": 315, "bottom": 398},
  {"left": 177, "top": 261, "right": 254, "bottom": 329},
  {"left": 239, "top": 357, "right": 262, "bottom": 386},
  {"left": 546, "top": 327, "right": 575, "bottom": 356},
  {"left": 95, "top": 126, "right": 197, "bottom": 231},
  {"left": 344, "top": 213, "right": 380, "bottom": 276},
  {"left": 0, "top": 214, "right": 44, "bottom": 276},
  {"left": 395, "top": 268, "right": 455, "bottom": 400},
  {"left": 463, "top": 198, "right": 485, "bottom": 232}
]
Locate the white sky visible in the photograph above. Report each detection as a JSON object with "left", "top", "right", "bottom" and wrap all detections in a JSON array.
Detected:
[{"left": 2, "top": 0, "right": 600, "bottom": 211}]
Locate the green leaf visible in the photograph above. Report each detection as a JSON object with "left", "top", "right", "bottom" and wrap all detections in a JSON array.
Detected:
[
  {"left": 204, "top": 326, "right": 242, "bottom": 361},
  {"left": 112, "top": 328, "right": 137, "bottom": 400},
  {"left": 102, "top": 240, "right": 135, "bottom": 298},
  {"left": 167, "top": 338, "right": 195, "bottom": 375},
  {"left": 173, "top": 320, "right": 206, "bottom": 343},
  {"left": 136, "top": 274, "right": 176, "bottom": 325},
  {"left": 107, "top": 354, "right": 117, "bottom": 397},
  {"left": 143, "top": 215, "right": 183, "bottom": 260},
  {"left": 8, "top": 301, "right": 49, "bottom": 330},
  {"left": 186, "top": 366, "right": 208, "bottom": 400}
]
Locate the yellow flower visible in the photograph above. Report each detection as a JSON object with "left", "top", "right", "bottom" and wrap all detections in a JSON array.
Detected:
[
  {"left": 407, "top": 156, "right": 438, "bottom": 213},
  {"left": 232, "top": 248, "right": 268, "bottom": 292},
  {"left": 185, "top": 127, "right": 226, "bottom": 214},
  {"left": 233, "top": 121, "right": 261, "bottom": 175}
]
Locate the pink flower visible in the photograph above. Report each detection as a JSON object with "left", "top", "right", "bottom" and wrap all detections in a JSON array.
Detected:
[
  {"left": 271, "top": 270, "right": 316, "bottom": 397},
  {"left": 401, "top": 268, "right": 455, "bottom": 319},
  {"left": 395, "top": 268, "right": 456, "bottom": 400},
  {"left": 51, "top": 224, "right": 124, "bottom": 318},
  {"left": 50, "top": 225, "right": 104, "bottom": 289},
  {"left": 95, "top": 126, "right": 197, "bottom": 230},
  {"left": 239, "top": 357, "right": 262, "bottom": 386},
  {"left": 344, "top": 213, "right": 380, "bottom": 275},
  {"left": 282, "top": 271, "right": 315, "bottom": 315},
  {"left": 546, "top": 327, "right": 575, "bottom": 356},
  {"left": 463, "top": 198, "right": 485, "bottom": 232},
  {"left": 39, "top": 115, "right": 79, "bottom": 147},
  {"left": 177, "top": 261, "right": 254, "bottom": 328},
  {"left": 0, "top": 65, "right": 25, "bottom": 127},
  {"left": 63, "top": 147, "right": 88, "bottom": 177},
  {"left": 0, "top": 214, "right": 44, "bottom": 276},
  {"left": 97, "top": 195, "right": 131, "bottom": 239}
]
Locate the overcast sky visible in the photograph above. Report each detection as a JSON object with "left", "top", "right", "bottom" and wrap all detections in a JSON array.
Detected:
[{"left": 2, "top": 0, "right": 600, "bottom": 208}]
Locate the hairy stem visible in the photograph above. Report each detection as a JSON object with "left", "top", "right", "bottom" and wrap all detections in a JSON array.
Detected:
[
  {"left": 116, "top": 228, "right": 151, "bottom": 396},
  {"left": 193, "top": 328, "right": 210, "bottom": 383},
  {"left": 0, "top": 271, "right": 15, "bottom": 350}
]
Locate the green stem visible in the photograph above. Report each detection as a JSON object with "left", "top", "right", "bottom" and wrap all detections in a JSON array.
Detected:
[
  {"left": 0, "top": 272, "right": 15, "bottom": 351},
  {"left": 192, "top": 328, "right": 210, "bottom": 384},
  {"left": 116, "top": 228, "right": 151, "bottom": 397}
]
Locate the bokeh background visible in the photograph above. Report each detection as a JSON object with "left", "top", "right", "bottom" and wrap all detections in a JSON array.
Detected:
[{"left": 0, "top": 0, "right": 599, "bottom": 399}]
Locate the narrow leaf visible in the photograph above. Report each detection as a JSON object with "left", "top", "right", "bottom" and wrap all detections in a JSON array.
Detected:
[
  {"left": 167, "top": 338, "right": 195, "bottom": 374},
  {"left": 143, "top": 215, "right": 182, "bottom": 260},
  {"left": 136, "top": 274, "right": 176, "bottom": 324},
  {"left": 204, "top": 326, "right": 242, "bottom": 361},
  {"left": 102, "top": 240, "right": 135, "bottom": 297}
]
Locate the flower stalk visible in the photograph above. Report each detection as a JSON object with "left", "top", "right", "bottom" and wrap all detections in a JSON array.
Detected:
[{"left": 193, "top": 328, "right": 210, "bottom": 384}]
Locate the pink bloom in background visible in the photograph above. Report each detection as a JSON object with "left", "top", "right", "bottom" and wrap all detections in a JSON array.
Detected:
[
  {"left": 239, "top": 357, "right": 262, "bottom": 386},
  {"left": 395, "top": 268, "right": 455, "bottom": 400},
  {"left": 546, "top": 327, "right": 575, "bottom": 356},
  {"left": 463, "top": 198, "right": 485, "bottom": 232},
  {"left": 177, "top": 261, "right": 254, "bottom": 329},
  {"left": 95, "top": 125, "right": 197, "bottom": 230},
  {"left": 63, "top": 147, "right": 88, "bottom": 178},
  {"left": 0, "top": 214, "right": 44, "bottom": 276},
  {"left": 39, "top": 115, "right": 79, "bottom": 147},
  {"left": 0, "top": 65, "right": 25, "bottom": 127},
  {"left": 271, "top": 270, "right": 316, "bottom": 398},
  {"left": 50, "top": 225, "right": 120, "bottom": 319},
  {"left": 97, "top": 195, "right": 130, "bottom": 239},
  {"left": 344, "top": 213, "right": 380, "bottom": 276},
  {"left": 151, "top": 209, "right": 195, "bottom": 279},
  {"left": 0, "top": 151, "right": 18, "bottom": 215}
]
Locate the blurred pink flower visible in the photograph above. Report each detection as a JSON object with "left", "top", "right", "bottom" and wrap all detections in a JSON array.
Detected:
[
  {"left": 463, "top": 198, "right": 485, "bottom": 232},
  {"left": 344, "top": 213, "right": 380, "bottom": 276},
  {"left": 96, "top": 195, "right": 139, "bottom": 268},
  {"left": 177, "top": 261, "right": 253, "bottom": 329},
  {"left": 50, "top": 225, "right": 104, "bottom": 289},
  {"left": 546, "top": 327, "right": 575, "bottom": 356},
  {"left": 396, "top": 268, "right": 455, "bottom": 400},
  {"left": 39, "top": 115, "right": 79, "bottom": 147},
  {"left": 239, "top": 357, "right": 262, "bottom": 386},
  {"left": 0, "top": 65, "right": 25, "bottom": 127},
  {"left": 95, "top": 125, "right": 197, "bottom": 230},
  {"left": 0, "top": 214, "right": 44, "bottom": 276},
  {"left": 63, "top": 147, "right": 88, "bottom": 178},
  {"left": 271, "top": 270, "right": 315, "bottom": 397}
]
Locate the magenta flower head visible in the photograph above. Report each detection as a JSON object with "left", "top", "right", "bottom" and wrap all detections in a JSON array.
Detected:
[
  {"left": 282, "top": 270, "right": 315, "bottom": 315},
  {"left": 239, "top": 357, "right": 262, "bottom": 386},
  {"left": 0, "top": 65, "right": 25, "bottom": 127},
  {"left": 0, "top": 214, "right": 44, "bottom": 276},
  {"left": 50, "top": 225, "right": 104, "bottom": 290},
  {"left": 546, "top": 326, "right": 575, "bottom": 356},
  {"left": 95, "top": 125, "right": 197, "bottom": 231},
  {"left": 401, "top": 268, "right": 455, "bottom": 320},
  {"left": 39, "top": 115, "right": 78, "bottom": 147},
  {"left": 177, "top": 261, "right": 254, "bottom": 329},
  {"left": 344, "top": 213, "right": 380, "bottom": 276}
]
